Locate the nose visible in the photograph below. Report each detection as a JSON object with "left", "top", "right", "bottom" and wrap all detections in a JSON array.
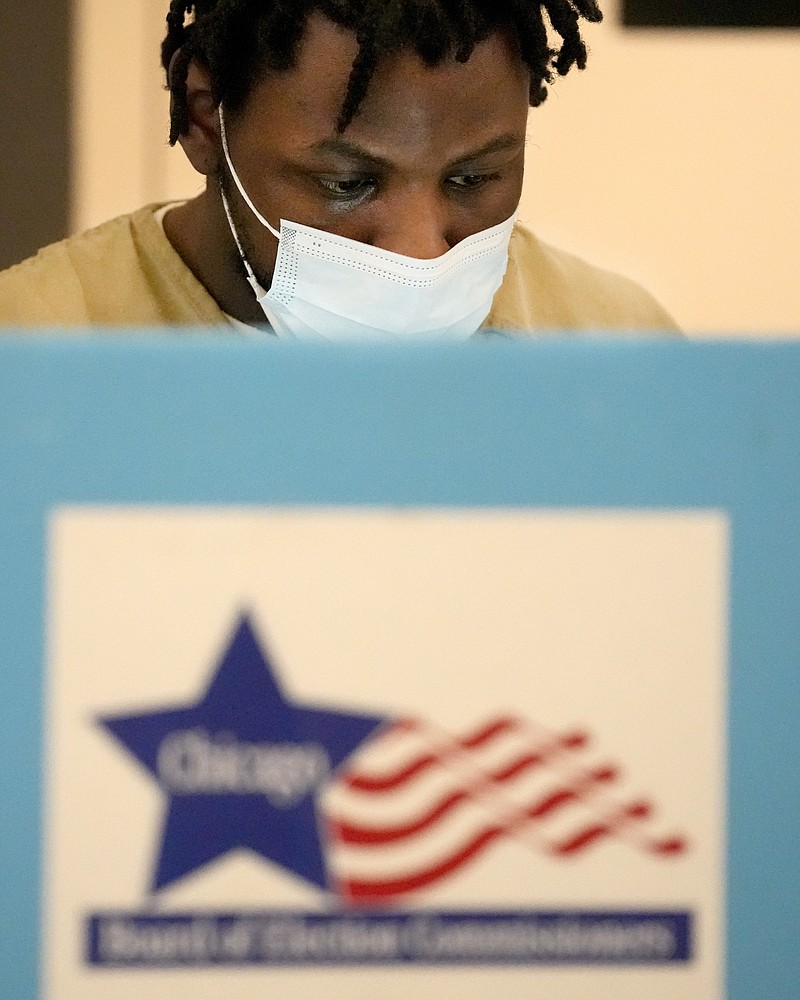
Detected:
[{"left": 372, "top": 190, "right": 451, "bottom": 259}]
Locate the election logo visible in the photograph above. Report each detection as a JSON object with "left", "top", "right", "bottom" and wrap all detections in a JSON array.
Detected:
[
  {"left": 44, "top": 507, "right": 726, "bottom": 993},
  {"left": 90, "top": 611, "right": 693, "bottom": 968}
]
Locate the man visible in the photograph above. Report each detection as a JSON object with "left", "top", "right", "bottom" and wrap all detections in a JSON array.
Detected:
[{"left": 0, "top": 0, "right": 676, "bottom": 335}]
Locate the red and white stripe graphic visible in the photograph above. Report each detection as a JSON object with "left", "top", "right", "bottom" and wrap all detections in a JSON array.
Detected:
[{"left": 320, "top": 716, "right": 686, "bottom": 906}]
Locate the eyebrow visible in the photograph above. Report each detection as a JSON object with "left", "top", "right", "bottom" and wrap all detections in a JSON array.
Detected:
[{"left": 307, "top": 132, "right": 525, "bottom": 170}]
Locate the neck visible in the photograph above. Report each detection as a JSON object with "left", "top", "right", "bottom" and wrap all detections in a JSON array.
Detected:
[{"left": 162, "top": 186, "right": 269, "bottom": 326}]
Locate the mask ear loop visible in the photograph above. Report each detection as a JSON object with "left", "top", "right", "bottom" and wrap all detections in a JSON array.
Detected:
[
  {"left": 218, "top": 105, "right": 281, "bottom": 238},
  {"left": 217, "top": 104, "right": 278, "bottom": 298},
  {"left": 219, "top": 182, "right": 267, "bottom": 298}
]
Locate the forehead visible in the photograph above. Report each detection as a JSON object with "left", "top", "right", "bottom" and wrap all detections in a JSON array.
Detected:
[{"left": 236, "top": 14, "right": 531, "bottom": 159}]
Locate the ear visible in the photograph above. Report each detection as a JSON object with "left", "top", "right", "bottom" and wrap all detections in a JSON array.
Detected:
[{"left": 170, "top": 53, "right": 221, "bottom": 175}]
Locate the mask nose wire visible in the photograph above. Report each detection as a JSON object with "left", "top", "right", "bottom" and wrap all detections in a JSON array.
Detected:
[{"left": 218, "top": 105, "right": 281, "bottom": 239}]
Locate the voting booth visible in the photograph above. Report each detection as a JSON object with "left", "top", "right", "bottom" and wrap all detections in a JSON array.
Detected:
[{"left": 1, "top": 336, "right": 798, "bottom": 999}]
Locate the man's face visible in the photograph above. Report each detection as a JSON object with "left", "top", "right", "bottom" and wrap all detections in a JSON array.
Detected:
[{"left": 218, "top": 14, "right": 531, "bottom": 284}]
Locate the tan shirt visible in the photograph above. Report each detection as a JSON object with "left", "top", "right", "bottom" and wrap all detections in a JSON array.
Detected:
[{"left": 0, "top": 205, "right": 677, "bottom": 333}]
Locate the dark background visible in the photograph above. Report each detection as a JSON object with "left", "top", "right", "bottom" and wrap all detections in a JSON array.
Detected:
[
  {"left": 623, "top": 0, "right": 800, "bottom": 28},
  {"left": 0, "top": 1, "right": 72, "bottom": 271}
]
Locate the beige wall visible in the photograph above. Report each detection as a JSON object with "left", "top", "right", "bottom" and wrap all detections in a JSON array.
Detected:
[{"left": 73, "top": 0, "right": 800, "bottom": 334}]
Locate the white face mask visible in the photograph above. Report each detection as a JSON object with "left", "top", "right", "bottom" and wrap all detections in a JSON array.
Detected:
[{"left": 218, "top": 107, "right": 516, "bottom": 341}]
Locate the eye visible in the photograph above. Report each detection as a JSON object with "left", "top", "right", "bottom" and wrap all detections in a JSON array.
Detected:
[
  {"left": 317, "top": 176, "right": 376, "bottom": 200},
  {"left": 447, "top": 172, "right": 501, "bottom": 191}
]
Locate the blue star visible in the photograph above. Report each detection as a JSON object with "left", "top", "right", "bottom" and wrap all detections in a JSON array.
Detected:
[{"left": 99, "top": 614, "right": 388, "bottom": 894}]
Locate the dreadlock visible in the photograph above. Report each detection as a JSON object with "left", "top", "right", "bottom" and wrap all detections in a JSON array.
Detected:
[{"left": 161, "top": 0, "right": 603, "bottom": 146}]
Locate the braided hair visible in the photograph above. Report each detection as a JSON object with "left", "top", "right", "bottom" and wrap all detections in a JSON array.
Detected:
[{"left": 161, "top": 0, "right": 603, "bottom": 146}]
